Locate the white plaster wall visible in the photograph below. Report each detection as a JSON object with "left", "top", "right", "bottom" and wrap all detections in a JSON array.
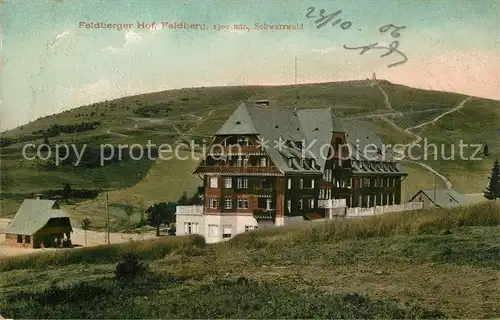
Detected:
[{"left": 175, "top": 213, "right": 205, "bottom": 236}]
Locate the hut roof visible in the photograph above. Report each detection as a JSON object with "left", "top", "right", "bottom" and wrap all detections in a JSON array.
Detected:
[{"left": 5, "top": 199, "right": 71, "bottom": 235}]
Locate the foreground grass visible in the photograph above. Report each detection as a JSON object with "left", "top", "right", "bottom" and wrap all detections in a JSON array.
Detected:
[
  {"left": 1, "top": 202, "right": 499, "bottom": 318},
  {"left": 0, "top": 235, "right": 205, "bottom": 272}
]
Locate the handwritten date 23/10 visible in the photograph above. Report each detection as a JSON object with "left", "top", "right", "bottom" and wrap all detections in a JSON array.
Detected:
[{"left": 305, "top": 7, "right": 408, "bottom": 68}]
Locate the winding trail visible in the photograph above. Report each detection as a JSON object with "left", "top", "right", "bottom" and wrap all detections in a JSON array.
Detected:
[
  {"left": 376, "top": 82, "right": 471, "bottom": 191},
  {"left": 404, "top": 96, "right": 471, "bottom": 149},
  {"left": 376, "top": 83, "right": 395, "bottom": 112},
  {"left": 105, "top": 129, "right": 129, "bottom": 137}
]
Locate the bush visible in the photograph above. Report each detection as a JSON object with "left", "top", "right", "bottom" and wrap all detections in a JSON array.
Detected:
[{"left": 115, "top": 253, "right": 148, "bottom": 281}]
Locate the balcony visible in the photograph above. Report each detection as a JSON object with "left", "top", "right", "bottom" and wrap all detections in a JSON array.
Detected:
[
  {"left": 208, "top": 145, "right": 265, "bottom": 155},
  {"left": 317, "top": 199, "right": 347, "bottom": 208},
  {"left": 253, "top": 209, "right": 276, "bottom": 221},
  {"left": 194, "top": 166, "right": 282, "bottom": 175},
  {"left": 253, "top": 186, "right": 274, "bottom": 196},
  {"left": 175, "top": 205, "right": 204, "bottom": 215}
]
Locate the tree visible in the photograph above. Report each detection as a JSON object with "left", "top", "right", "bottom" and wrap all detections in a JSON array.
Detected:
[
  {"left": 188, "top": 192, "right": 203, "bottom": 205},
  {"left": 124, "top": 206, "right": 134, "bottom": 226},
  {"left": 484, "top": 159, "right": 500, "bottom": 201},
  {"left": 81, "top": 218, "right": 92, "bottom": 245},
  {"left": 177, "top": 191, "right": 189, "bottom": 205},
  {"left": 483, "top": 144, "right": 489, "bottom": 157},
  {"left": 62, "top": 183, "right": 72, "bottom": 202},
  {"left": 145, "top": 202, "right": 176, "bottom": 236}
]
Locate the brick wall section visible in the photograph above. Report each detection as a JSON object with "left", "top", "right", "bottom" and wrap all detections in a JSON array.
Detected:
[
  {"left": 352, "top": 176, "right": 360, "bottom": 207},
  {"left": 275, "top": 176, "right": 285, "bottom": 218},
  {"left": 205, "top": 175, "right": 221, "bottom": 213},
  {"left": 5, "top": 233, "right": 35, "bottom": 248}
]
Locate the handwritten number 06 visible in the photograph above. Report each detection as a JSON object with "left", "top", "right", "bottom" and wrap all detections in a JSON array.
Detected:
[{"left": 379, "top": 24, "right": 406, "bottom": 38}]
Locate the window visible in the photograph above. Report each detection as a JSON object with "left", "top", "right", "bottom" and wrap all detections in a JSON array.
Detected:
[
  {"left": 236, "top": 158, "right": 242, "bottom": 167},
  {"left": 209, "top": 197, "right": 218, "bottom": 209},
  {"left": 25, "top": 235, "right": 30, "bottom": 244},
  {"left": 208, "top": 224, "right": 219, "bottom": 237},
  {"left": 237, "top": 198, "right": 248, "bottom": 209},
  {"left": 243, "top": 178, "right": 248, "bottom": 188},
  {"left": 308, "top": 198, "right": 314, "bottom": 209},
  {"left": 17, "top": 235, "right": 22, "bottom": 243},
  {"left": 327, "top": 189, "right": 331, "bottom": 199},
  {"left": 237, "top": 137, "right": 244, "bottom": 145},
  {"left": 184, "top": 222, "right": 199, "bottom": 234},
  {"left": 237, "top": 178, "right": 243, "bottom": 188},
  {"left": 224, "top": 177, "right": 232, "bottom": 188},
  {"left": 299, "top": 199, "right": 303, "bottom": 209},
  {"left": 210, "top": 176, "right": 218, "bottom": 188},
  {"left": 287, "top": 178, "right": 292, "bottom": 189},
  {"left": 287, "top": 199, "right": 291, "bottom": 212},
  {"left": 245, "top": 225, "right": 257, "bottom": 232},
  {"left": 243, "top": 157, "right": 248, "bottom": 167},
  {"left": 260, "top": 157, "right": 267, "bottom": 167},
  {"left": 299, "top": 178, "right": 304, "bottom": 189},
  {"left": 311, "top": 179, "right": 315, "bottom": 189},
  {"left": 225, "top": 197, "right": 232, "bottom": 209},
  {"left": 222, "top": 225, "right": 232, "bottom": 238},
  {"left": 346, "top": 178, "right": 352, "bottom": 187}
]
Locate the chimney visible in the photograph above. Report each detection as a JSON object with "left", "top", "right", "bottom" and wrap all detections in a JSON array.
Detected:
[
  {"left": 34, "top": 194, "right": 42, "bottom": 200},
  {"left": 254, "top": 100, "right": 270, "bottom": 106}
]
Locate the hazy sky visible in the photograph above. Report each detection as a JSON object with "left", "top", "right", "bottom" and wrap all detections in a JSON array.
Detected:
[{"left": 2, "top": 0, "right": 499, "bottom": 131}]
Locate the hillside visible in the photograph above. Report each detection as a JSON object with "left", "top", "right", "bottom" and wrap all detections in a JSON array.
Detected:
[
  {"left": 1, "top": 202, "right": 499, "bottom": 318},
  {"left": 1, "top": 79, "right": 499, "bottom": 222}
]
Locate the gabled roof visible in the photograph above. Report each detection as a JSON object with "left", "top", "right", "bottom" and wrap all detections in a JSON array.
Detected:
[
  {"left": 216, "top": 102, "right": 257, "bottom": 135},
  {"left": 209, "top": 101, "right": 406, "bottom": 175},
  {"left": 411, "top": 189, "right": 468, "bottom": 208},
  {"left": 5, "top": 199, "right": 71, "bottom": 235}
]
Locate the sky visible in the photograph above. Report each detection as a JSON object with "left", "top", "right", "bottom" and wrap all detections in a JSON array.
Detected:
[{"left": 2, "top": 0, "right": 499, "bottom": 131}]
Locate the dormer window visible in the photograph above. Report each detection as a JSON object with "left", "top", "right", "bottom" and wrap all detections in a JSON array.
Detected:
[
  {"left": 296, "top": 127, "right": 300, "bottom": 131},
  {"left": 313, "top": 128, "right": 319, "bottom": 131},
  {"left": 236, "top": 121, "right": 241, "bottom": 124},
  {"left": 275, "top": 125, "right": 279, "bottom": 129}
]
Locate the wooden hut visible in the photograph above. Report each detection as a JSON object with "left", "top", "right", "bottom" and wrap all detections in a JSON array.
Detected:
[{"left": 4, "top": 198, "right": 73, "bottom": 248}]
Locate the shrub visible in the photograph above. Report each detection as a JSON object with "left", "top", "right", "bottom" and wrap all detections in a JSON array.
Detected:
[{"left": 115, "top": 253, "right": 148, "bottom": 281}]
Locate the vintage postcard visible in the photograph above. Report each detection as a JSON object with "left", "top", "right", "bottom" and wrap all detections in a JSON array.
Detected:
[{"left": 1, "top": 0, "right": 499, "bottom": 318}]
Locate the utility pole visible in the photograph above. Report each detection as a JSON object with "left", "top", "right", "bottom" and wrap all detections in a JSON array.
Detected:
[
  {"left": 294, "top": 56, "right": 297, "bottom": 86},
  {"left": 105, "top": 192, "right": 110, "bottom": 244},
  {"left": 293, "top": 56, "right": 299, "bottom": 104},
  {"left": 433, "top": 174, "right": 436, "bottom": 205}
]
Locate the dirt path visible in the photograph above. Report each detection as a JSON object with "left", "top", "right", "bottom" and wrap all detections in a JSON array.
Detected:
[
  {"left": 376, "top": 83, "right": 396, "bottom": 112},
  {"left": 0, "top": 218, "right": 156, "bottom": 257},
  {"left": 105, "top": 129, "right": 129, "bottom": 137},
  {"left": 376, "top": 82, "right": 471, "bottom": 191},
  {"left": 400, "top": 159, "right": 453, "bottom": 190}
]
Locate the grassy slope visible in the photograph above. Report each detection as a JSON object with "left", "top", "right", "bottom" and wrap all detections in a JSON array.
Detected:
[
  {"left": 2, "top": 80, "right": 499, "bottom": 217},
  {"left": 1, "top": 202, "right": 500, "bottom": 318}
]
